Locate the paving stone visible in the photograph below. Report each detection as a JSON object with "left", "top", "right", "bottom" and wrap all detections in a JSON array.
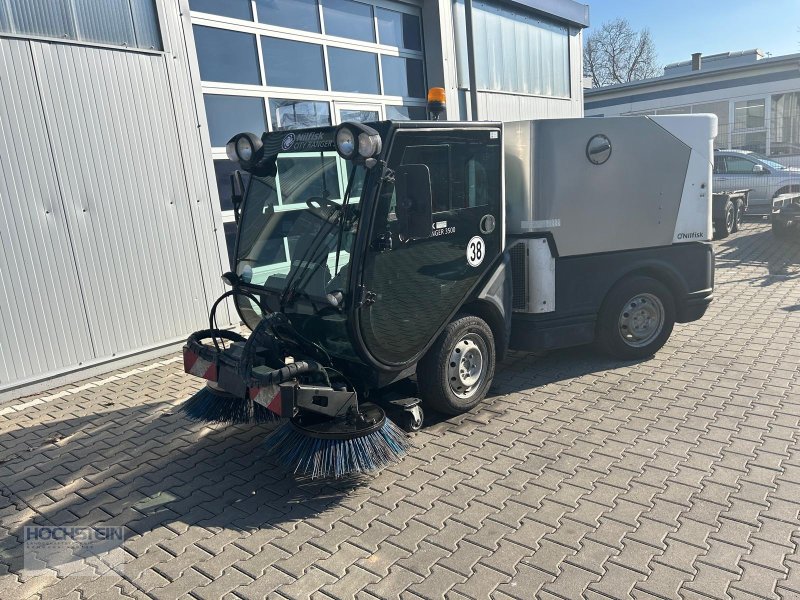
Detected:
[{"left": 4, "top": 223, "right": 800, "bottom": 599}]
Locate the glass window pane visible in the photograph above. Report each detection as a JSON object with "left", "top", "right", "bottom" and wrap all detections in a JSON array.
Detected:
[
  {"left": 276, "top": 154, "right": 341, "bottom": 205},
  {"left": 723, "top": 156, "right": 757, "bottom": 174},
  {"left": 732, "top": 131, "right": 767, "bottom": 154},
  {"left": 270, "top": 99, "right": 331, "bottom": 130},
  {"left": 256, "top": 0, "right": 320, "bottom": 32},
  {"left": 194, "top": 26, "right": 260, "bottom": 84},
  {"left": 377, "top": 8, "right": 421, "bottom": 50},
  {"left": 74, "top": 0, "right": 135, "bottom": 46},
  {"left": 771, "top": 92, "right": 800, "bottom": 157},
  {"left": 734, "top": 99, "right": 765, "bottom": 130},
  {"left": 262, "top": 37, "right": 327, "bottom": 90},
  {"left": 381, "top": 56, "right": 425, "bottom": 98},
  {"left": 458, "top": 0, "right": 569, "bottom": 97},
  {"left": 204, "top": 94, "right": 266, "bottom": 147},
  {"left": 339, "top": 109, "right": 379, "bottom": 123},
  {"left": 129, "top": 0, "right": 162, "bottom": 49},
  {"left": 386, "top": 105, "right": 427, "bottom": 120},
  {"left": 189, "top": 0, "right": 252, "bottom": 20},
  {"left": 400, "top": 144, "right": 451, "bottom": 212},
  {"left": 214, "top": 159, "right": 251, "bottom": 212},
  {"left": 10, "top": 0, "right": 76, "bottom": 39},
  {"left": 328, "top": 48, "right": 379, "bottom": 94},
  {"left": 322, "top": 0, "right": 374, "bottom": 42}
]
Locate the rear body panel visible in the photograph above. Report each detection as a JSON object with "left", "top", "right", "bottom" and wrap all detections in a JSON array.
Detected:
[{"left": 509, "top": 241, "right": 714, "bottom": 351}]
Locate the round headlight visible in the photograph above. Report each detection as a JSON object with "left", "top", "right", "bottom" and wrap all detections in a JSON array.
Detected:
[
  {"left": 226, "top": 133, "right": 263, "bottom": 165},
  {"left": 236, "top": 136, "right": 254, "bottom": 162},
  {"left": 336, "top": 127, "right": 356, "bottom": 159},
  {"left": 358, "top": 133, "right": 381, "bottom": 158}
]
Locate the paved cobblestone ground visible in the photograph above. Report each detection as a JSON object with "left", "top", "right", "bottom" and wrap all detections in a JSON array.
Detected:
[{"left": 2, "top": 221, "right": 800, "bottom": 600}]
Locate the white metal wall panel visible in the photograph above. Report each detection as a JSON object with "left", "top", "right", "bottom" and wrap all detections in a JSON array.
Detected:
[
  {"left": 0, "top": 37, "right": 95, "bottom": 385},
  {"left": 0, "top": 0, "right": 229, "bottom": 397}
]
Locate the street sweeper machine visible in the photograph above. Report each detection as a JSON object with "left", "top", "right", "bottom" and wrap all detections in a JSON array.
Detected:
[{"left": 182, "top": 92, "right": 717, "bottom": 478}]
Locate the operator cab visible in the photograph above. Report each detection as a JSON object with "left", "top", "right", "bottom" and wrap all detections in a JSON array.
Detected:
[{"left": 225, "top": 120, "right": 504, "bottom": 381}]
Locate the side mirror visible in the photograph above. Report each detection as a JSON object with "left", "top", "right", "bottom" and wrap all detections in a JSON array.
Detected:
[
  {"left": 230, "top": 170, "right": 245, "bottom": 223},
  {"left": 753, "top": 164, "right": 768, "bottom": 174},
  {"left": 395, "top": 164, "right": 433, "bottom": 241}
]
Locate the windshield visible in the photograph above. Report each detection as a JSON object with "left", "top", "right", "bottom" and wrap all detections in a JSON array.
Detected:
[
  {"left": 235, "top": 148, "right": 365, "bottom": 314},
  {"left": 749, "top": 153, "right": 788, "bottom": 170}
]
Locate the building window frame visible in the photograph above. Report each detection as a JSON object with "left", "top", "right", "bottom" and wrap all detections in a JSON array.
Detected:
[{"left": 192, "top": 0, "right": 427, "bottom": 229}]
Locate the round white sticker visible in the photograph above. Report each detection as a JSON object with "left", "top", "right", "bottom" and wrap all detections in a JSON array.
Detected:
[{"left": 466, "top": 236, "right": 485, "bottom": 267}]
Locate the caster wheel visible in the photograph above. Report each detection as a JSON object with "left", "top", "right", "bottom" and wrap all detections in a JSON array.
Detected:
[{"left": 400, "top": 405, "right": 424, "bottom": 432}]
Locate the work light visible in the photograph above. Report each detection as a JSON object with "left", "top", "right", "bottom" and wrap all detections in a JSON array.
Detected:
[
  {"left": 335, "top": 127, "right": 356, "bottom": 159},
  {"left": 358, "top": 132, "right": 381, "bottom": 158},
  {"left": 334, "top": 122, "right": 382, "bottom": 163},
  {"left": 226, "top": 132, "right": 263, "bottom": 166}
]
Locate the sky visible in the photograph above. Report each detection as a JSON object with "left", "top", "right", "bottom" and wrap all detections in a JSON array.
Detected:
[{"left": 586, "top": 0, "right": 800, "bottom": 67}]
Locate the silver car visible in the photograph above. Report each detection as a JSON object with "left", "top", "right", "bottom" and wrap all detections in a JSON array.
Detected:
[{"left": 713, "top": 150, "right": 800, "bottom": 214}]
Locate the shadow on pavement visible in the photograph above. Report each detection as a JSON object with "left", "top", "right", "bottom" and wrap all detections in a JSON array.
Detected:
[
  {"left": 715, "top": 225, "right": 800, "bottom": 287},
  {"left": 0, "top": 400, "right": 372, "bottom": 574},
  {"left": 0, "top": 338, "right": 639, "bottom": 569}
]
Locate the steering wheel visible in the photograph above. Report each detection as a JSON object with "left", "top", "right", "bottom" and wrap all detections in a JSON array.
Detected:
[{"left": 306, "top": 196, "right": 340, "bottom": 222}]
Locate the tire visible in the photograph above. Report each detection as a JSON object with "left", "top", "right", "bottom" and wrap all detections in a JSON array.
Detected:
[
  {"left": 714, "top": 200, "right": 735, "bottom": 239},
  {"left": 732, "top": 199, "right": 745, "bottom": 233},
  {"left": 595, "top": 276, "right": 676, "bottom": 360},
  {"left": 417, "top": 315, "right": 495, "bottom": 416}
]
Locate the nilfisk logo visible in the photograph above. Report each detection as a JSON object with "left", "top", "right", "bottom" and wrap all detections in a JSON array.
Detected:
[
  {"left": 677, "top": 232, "right": 704, "bottom": 240},
  {"left": 281, "top": 133, "right": 296, "bottom": 150}
]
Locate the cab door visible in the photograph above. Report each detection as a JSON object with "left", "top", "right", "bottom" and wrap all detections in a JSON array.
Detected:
[{"left": 357, "top": 127, "right": 503, "bottom": 368}]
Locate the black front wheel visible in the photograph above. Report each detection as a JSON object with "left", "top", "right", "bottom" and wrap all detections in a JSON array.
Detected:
[
  {"left": 417, "top": 315, "right": 495, "bottom": 416},
  {"left": 595, "top": 276, "right": 676, "bottom": 360}
]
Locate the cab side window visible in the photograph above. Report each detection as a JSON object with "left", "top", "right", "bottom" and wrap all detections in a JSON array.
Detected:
[
  {"left": 401, "top": 144, "right": 451, "bottom": 213},
  {"left": 399, "top": 136, "right": 498, "bottom": 213},
  {"left": 713, "top": 157, "right": 725, "bottom": 174}
]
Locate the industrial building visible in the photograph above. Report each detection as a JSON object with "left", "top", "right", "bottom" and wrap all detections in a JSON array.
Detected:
[
  {"left": 585, "top": 49, "right": 800, "bottom": 167},
  {"left": 0, "top": 0, "right": 588, "bottom": 400}
]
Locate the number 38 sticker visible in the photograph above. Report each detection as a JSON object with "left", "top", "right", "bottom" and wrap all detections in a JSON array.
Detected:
[{"left": 466, "top": 236, "right": 485, "bottom": 267}]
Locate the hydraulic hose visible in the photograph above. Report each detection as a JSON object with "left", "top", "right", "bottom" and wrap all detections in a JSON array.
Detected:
[{"left": 237, "top": 315, "right": 324, "bottom": 388}]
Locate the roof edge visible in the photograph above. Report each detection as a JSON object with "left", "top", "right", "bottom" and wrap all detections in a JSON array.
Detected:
[
  {"left": 499, "top": 0, "right": 589, "bottom": 28},
  {"left": 585, "top": 51, "right": 800, "bottom": 97}
]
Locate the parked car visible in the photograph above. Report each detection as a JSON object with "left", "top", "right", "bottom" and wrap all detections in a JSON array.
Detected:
[{"left": 713, "top": 149, "right": 800, "bottom": 215}]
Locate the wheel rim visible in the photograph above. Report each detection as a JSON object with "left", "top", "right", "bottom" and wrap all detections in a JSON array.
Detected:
[
  {"left": 725, "top": 205, "right": 735, "bottom": 231},
  {"left": 447, "top": 334, "right": 486, "bottom": 399},
  {"left": 736, "top": 204, "right": 743, "bottom": 227},
  {"left": 618, "top": 293, "right": 665, "bottom": 348}
]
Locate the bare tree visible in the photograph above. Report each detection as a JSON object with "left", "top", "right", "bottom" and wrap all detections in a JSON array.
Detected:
[{"left": 584, "top": 18, "right": 661, "bottom": 87}]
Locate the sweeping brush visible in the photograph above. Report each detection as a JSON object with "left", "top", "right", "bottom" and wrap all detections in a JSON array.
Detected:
[
  {"left": 180, "top": 385, "right": 275, "bottom": 425},
  {"left": 263, "top": 404, "right": 410, "bottom": 479}
]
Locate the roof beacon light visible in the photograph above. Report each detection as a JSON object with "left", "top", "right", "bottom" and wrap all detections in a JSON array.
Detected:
[{"left": 427, "top": 87, "right": 446, "bottom": 121}]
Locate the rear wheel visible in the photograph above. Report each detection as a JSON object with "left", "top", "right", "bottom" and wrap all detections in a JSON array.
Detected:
[
  {"left": 714, "top": 199, "right": 735, "bottom": 239},
  {"left": 595, "top": 276, "right": 676, "bottom": 360},
  {"left": 417, "top": 315, "right": 495, "bottom": 415}
]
